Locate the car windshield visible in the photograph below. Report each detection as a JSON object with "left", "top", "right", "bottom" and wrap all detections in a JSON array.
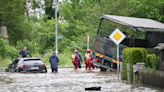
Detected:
[{"left": 23, "top": 59, "right": 44, "bottom": 65}]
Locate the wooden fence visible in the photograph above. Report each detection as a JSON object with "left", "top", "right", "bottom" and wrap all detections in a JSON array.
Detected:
[{"left": 140, "top": 69, "right": 164, "bottom": 89}]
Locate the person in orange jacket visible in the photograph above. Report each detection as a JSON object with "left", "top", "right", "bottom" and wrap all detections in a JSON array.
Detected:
[
  {"left": 84, "top": 49, "right": 93, "bottom": 71},
  {"left": 72, "top": 49, "right": 79, "bottom": 72}
]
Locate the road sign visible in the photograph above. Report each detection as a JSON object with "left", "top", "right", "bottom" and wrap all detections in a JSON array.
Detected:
[
  {"left": 57, "top": 36, "right": 63, "bottom": 39},
  {"left": 109, "top": 28, "right": 126, "bottom": 45},
  {"left": 109, "top": 28, "right": 126, "bottom": 80}
]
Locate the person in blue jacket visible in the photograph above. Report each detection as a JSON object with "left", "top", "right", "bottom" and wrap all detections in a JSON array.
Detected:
[
  {"left": 19, "top": 47, "right": 28, "bottom": 58},
  {"left": 49, "top": 53, "right": 59, "bottom": 73}
]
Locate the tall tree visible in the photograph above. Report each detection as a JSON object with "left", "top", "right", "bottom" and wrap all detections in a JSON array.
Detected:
[
  {"left": 129, "top": 0, "right": 164, "bottom": 22},
  {"left": 45, "top": 0, "right": 54, "bottom": 18},
  {"left": 0, "top": 0, "right": 34, "bottom": 44},
  {"left": 0, "top": 0, "right": 25, "bottom": 25}
]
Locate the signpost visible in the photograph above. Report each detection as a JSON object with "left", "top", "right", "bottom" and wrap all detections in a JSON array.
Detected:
[
  {"left": 109, "top": 28, "right": 126, "bottom": 80},
  {"left": 87, "top": 35, "right": 90, "bottom": 49},
  {"left": 57, "top": 35, "right": 63, "bottom": 39}
]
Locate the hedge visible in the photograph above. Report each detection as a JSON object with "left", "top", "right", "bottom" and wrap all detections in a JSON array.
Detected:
[
  {"left": 146, "top": 54, "right": 159, "bottom": 70},
  {"left": 122, "top": 48, "right": 148, "bottom": 81}
]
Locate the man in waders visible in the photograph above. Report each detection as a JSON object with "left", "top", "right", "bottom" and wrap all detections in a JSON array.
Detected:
[
  {"left": 72, "top": 50, "right": 78, "bottom": 72},
  {"left": 74, "top": 48, "right": 82, "bottom": 69},
  {"left": 84, "top": 49, "right": 93, "bottom": 71}
]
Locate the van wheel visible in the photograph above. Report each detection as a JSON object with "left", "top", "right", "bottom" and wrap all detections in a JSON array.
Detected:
[
  {"left": 100, "top": 61, "right": 110, "bottom": 71},
  {"left": 100, "top": 67, "right": 107, "bottom": 71}
]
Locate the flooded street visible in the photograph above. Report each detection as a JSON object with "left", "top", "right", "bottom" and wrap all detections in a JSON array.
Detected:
[{"left": 0, "top": 68, "right": 161, "bottom": 92}]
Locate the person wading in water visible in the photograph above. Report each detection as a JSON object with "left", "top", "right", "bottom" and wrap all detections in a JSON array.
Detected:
[
  {"left": 84, "top": 49, "right": 93, "bottom": 72},
  {"left": 72, "top": 50, "right": 79, "bottom": 72}
]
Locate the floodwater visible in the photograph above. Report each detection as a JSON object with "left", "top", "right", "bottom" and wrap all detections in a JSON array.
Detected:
[{"left": 0, "top": 68, "right": 161, "bottom": 92}]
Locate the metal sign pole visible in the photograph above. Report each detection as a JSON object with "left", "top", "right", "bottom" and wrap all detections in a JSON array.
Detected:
[
  {"left": 55, "top": 0, "right": 58, "bottom": 55},
  {"left": 87, "top": 35, "right": 89, "bottom": 49},
  {"left": 109, "top": 28, "right": 126, "bottom": 80},
  {"left": 117, "top": 44, "right": 120, "bottom": 80}
]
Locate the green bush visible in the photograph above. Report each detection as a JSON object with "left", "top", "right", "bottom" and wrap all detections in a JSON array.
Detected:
[
  {"left": 58, "top": 49, "right": 73, "bottom": 67},
  {"left": 42, "top": 49, "right": 73, "bottom": 67},
  {"left": 0, "top": 38, "right": 18, "bottom": 59},
  {"left": 42, "top": 51, "right": 52, "bottom": 67},
  {"left": 0, "top": 56, "right": 12, "bottom": 68},
  {"left": 122, "top": 48, "right": 148, "bottom": 81},
  {"left": 122, "top": 48, "right": 147, "bottom": 64},
  {"left": 122, "top": 61, "right": 128, "bottom": 80},
  {"left": 0, "top": 39, "right": 5, "bottom": 56},
  {"left": 16, "top": 40, "right": 41, "bottom": 57},
  {"left": 146, "top": 54, "right": 159, "bottom": 70},
  {"left": 3, "top": 45, "right": 18, "bottom": 59}
]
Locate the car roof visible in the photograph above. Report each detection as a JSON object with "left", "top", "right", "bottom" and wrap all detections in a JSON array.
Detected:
[{"left": 17, "top": 57, "right": 41, "bottom": 61}]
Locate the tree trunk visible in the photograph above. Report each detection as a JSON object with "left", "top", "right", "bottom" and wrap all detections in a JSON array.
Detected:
[
  {"left": 25, "top": 0, "right": 30, "bottom": 22},
  {"left": 0, "top": 26, "right": 9, "bottom": 43}
]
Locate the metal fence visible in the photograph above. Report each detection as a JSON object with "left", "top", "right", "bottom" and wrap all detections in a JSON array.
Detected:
[{"left": 140, "top": 69, "right": 164, "bottom": 89}]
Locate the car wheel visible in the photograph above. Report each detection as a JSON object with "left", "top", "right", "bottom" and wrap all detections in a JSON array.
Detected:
[
  {"left": 44, "top": 68, "right": 47, "bottom": 73},
  {"left": 16, "top": 68, "right": 21, "bottom": 73},
  {"left": 5, "top": 69, "right": 9, "bottom": 72}
]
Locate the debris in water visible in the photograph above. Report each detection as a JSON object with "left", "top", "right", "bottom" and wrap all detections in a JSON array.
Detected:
[{"left": 85, "top": 87, "right": 101, "bottom": 91}]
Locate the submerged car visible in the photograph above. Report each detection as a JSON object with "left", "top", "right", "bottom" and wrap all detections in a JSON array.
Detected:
[{"left": 5, "top": 58, "right": 47, "bottom": 73}]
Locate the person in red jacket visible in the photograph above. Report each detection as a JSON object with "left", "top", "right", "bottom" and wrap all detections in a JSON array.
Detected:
[
  {"left": 84, "top": 49, "right": 93, "bottom": 71},
  {"left": 72, "top": 49, "right": 78, "bottom": 72}
]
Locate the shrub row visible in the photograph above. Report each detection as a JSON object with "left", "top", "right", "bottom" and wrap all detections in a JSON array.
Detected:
[
  {"left": 0, "top": 39, "right": 18, "bottom": 59},
  {"left": 121, "top": 48, "right": 159, "bottom": 81}
]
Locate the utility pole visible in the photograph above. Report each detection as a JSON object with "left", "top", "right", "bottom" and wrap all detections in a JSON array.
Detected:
[{"left": 55, "top": 0, "right": 58, "bottom": 55}]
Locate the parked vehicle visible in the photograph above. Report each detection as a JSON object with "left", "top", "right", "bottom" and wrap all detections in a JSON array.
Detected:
[
  {"left": 5, "top": 58, "right": 47, "bottom": 73},
  {"left": 93, "top": 15, "right": 164, "bottom": 71}
]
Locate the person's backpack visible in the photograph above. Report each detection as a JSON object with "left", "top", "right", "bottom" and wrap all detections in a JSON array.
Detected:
[
  {"left": 77, "top": 54, "right": 81, "bottom": 62},
  {"left": 72, "top": 54, "right": 78, "bottom": 62},
  {"left": 77, "top": 54, "right": 82, "bottom": 68}
]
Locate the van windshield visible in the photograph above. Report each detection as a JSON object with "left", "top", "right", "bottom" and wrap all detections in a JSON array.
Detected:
[{"left": 98, "top": 19, "right": 146, "bottom": 40}]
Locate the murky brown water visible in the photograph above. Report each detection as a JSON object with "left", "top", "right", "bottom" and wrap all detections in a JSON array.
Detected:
[{"left": 0, "top": 68, "right": 161, "bottom": 92}]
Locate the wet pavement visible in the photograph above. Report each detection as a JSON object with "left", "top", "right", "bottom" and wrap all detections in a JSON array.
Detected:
[{"left": 0, "top": 68, "right": 161, "bottom": 92}]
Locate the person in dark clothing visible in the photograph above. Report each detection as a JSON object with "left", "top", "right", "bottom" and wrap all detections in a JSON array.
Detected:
[
  {"left": 19, "top": 47, "right": 28, "bottom": 58},
  {"left": 49, "top": 53, "right": 59, "bottom": 73},
  {"left": 77, "top": 53, "right": 82, "bottom": 68}
]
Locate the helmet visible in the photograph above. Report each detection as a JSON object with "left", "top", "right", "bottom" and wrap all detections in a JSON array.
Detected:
[
  {"left": 74, "top": 49, "right": 78, "bottom": 53},
  {"left": 86, "top": 49, "right": 91, "bottom": 53}
]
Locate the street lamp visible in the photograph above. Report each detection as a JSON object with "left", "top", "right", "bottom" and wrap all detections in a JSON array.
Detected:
[{"left": 55, "top": 0, "right": 58, "bottom": 55}]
